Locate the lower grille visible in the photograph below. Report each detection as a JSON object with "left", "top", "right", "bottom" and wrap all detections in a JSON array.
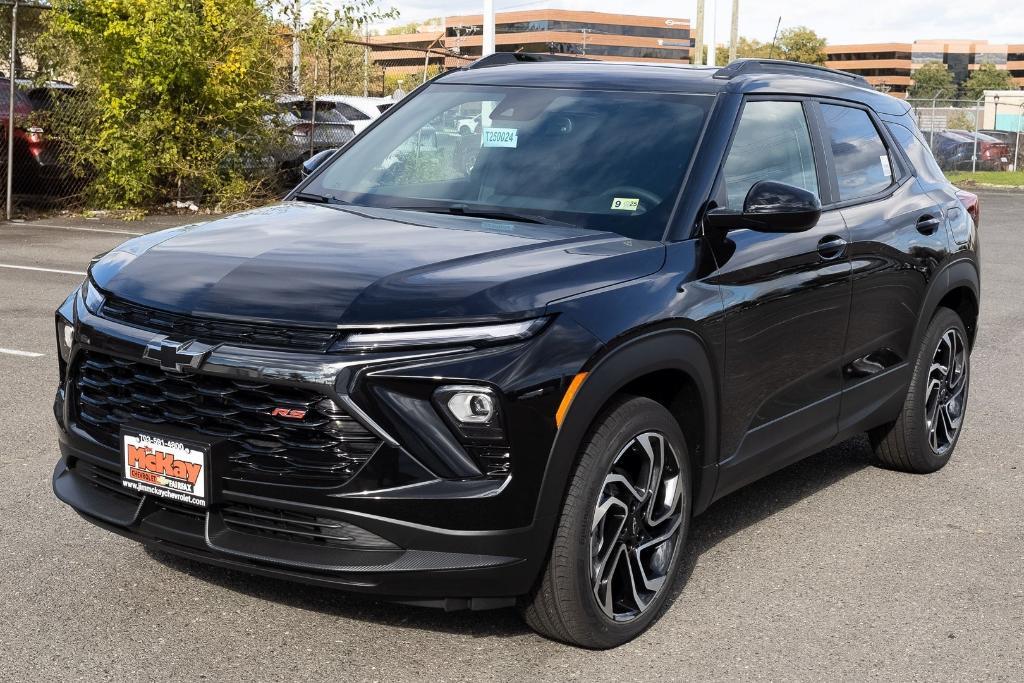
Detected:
[
  {"left": 74, "top": 459, "right": 206, "bottom": 520},
  {"left": 76, "top": 458, "right": 141, "bottom": 503},
  {"left": 221, "top": 503, "right": 398, "bottom": 550},
  {"left": 73, "top": 351, "right": 381, "bottom": 487}
]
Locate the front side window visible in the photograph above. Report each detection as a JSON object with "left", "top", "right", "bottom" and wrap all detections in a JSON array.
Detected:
[
  {"left": 821, "top": 103, "right": 894, "bottom": 201},
  {"left": 305, "top": 84, "right": 713, "bottom": 240},
  {"left": 720, "top": 100, "right": 818, "bottom": 209}
]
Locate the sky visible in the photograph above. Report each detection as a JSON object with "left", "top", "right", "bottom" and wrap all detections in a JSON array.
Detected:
[{"left": 365, "top": 0, "right": 1024, "bottom": 46}]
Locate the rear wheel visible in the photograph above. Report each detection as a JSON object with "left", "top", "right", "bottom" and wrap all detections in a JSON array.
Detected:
[
  {"left": 522, "top": 396, "right": 691, "bottom": 648},
  {"left": 870, "top": 307, "right": 970, "bottom": 473}
]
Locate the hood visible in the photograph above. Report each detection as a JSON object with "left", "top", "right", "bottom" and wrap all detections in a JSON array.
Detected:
[{"left": 90, "top": 203, "right": 665, "bottom": 327}]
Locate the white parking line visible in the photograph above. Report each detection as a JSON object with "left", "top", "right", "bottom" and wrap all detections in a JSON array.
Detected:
[
  {"left": 15, "top": 222, "right": 144, "bottom": 236},
  {"left": 0, "top": 348, "right": 44, "bottom": 358},
  {"left": 0, "top": 263, "right": 87, "bottom": 276}
]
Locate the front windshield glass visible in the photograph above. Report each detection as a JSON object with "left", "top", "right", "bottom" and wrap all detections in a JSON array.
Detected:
[{"left": 305, "top": 84, "right": 713, "bottom": 240}]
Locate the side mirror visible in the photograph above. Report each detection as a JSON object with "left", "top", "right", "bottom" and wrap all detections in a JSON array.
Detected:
[
  {"left": 704, "top": 180, "right": 822, "bottom": 233},
  {"left": 301, "top": 148, "right": 338, "bottom": 178}
]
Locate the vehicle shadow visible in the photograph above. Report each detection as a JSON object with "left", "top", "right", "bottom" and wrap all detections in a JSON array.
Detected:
[{"left": 146, "top": 435, "right": 876, "bottom": 640}]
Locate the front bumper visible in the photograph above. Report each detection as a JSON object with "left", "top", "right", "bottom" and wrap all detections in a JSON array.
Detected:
[
  {"left": 53, "top": 452, "right": 528, "bottom": 606},
  {"left": 52, "top": 291, "right": 604, "bottom": 603}
]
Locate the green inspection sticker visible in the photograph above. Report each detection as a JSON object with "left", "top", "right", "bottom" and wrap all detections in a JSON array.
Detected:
[{"left": 611, "top": 197, "right": 640, "bottom": 211}]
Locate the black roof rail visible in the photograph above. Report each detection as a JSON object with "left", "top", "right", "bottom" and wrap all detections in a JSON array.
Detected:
[
  {"left": 467, "top": 52, "right": 595, "bottom": 69},
  {"left": 713, "top": 58, "right": 871, "bottom": 88}
]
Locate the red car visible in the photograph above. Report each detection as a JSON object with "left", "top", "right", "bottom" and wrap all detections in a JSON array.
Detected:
[
  {"left": 947, "top": 129, "right": 1012, "bottom": 171},
  {"left": 1, "top": 79, "right": 34, "bottom": 176}
]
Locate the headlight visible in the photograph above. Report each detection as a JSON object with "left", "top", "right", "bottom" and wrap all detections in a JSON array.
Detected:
[
  {"left": 332, "top": 317, "right": 547, "bottom": 351},
  {"left": 80, "top": 277, "right": 105, "bottom": 314}
]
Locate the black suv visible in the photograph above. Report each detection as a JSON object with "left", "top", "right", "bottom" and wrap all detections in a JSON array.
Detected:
[{"left": 52, "top": 57, "right": 980, "bottom": 648}]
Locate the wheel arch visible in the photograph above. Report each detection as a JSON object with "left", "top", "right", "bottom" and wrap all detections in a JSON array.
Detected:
[
  {"left": 533, "top": 328, "right": 720, "bottom": 532},
  {"left": 913, "top": 259, "right": 980, "bottom": 350}
]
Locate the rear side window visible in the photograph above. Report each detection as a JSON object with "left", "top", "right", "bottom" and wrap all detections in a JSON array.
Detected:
[
  {"left": 335, "top": 103, "right": 371, "bottom": 121},
  {"left": 885, "top": 121, "right": 947, "bottom": 185},
  {"left": 820, "top": 104, "right": 893, "bottom": 201},
  {"left": 721, "top": 100, "right": 818, "bottom": 209}
]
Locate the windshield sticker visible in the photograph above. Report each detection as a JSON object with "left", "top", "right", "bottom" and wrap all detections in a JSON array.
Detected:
[
  {"left": 880, "top": 155, "right": 892, "bottom": 177},
  {"left": 482, "top": 128, "right": 518, "bottom": 148},
  {"left": 611, "top": 197, "right": 640, "bottom": 211}
]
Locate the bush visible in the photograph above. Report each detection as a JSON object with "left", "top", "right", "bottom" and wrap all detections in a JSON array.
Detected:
[
  {"left": 40, "top": 0, "right": 283, "bottom": 209},
  {"left": 946, "top": 110, "right": 976, "bottom": 132}
]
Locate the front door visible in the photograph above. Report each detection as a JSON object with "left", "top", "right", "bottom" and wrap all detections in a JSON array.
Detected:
[{"left": 705, "top": 98, "right": 853, "bottom": 496}]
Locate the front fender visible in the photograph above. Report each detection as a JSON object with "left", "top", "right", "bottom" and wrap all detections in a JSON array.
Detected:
[{"left": 532, "top": 328, "right": 720, "bottom": 534}]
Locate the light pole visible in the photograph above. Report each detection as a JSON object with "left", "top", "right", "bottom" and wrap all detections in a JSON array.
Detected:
[
  {"left": 1015, "top": 101, "right": 1023, "bottom": 172},
  {"left": 6, "top": 0, "right": 18, "bottom": 221},
  {"left": 972, "top": 95, "right": 984, "bottom": 173},
  {"left": 993, "top": 93, "right": 1000, "bottom": 131}
]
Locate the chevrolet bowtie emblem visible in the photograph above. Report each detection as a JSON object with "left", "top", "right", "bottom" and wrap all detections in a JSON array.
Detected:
[{"left": 143, "top": 338, "right": 213, "bottom": 373}]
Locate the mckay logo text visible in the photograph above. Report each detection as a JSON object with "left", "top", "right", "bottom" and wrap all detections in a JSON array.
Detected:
[{"left": 126, "top": 444, "right": 202, "bottom": 493}]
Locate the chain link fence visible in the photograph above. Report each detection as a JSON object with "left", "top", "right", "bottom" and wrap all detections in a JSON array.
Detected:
[{"left": 907, "top": 98, "right": 1024, "bottom": 173}]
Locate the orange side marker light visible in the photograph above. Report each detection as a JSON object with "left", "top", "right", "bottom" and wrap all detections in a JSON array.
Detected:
[{"left": 555, "top": 372, "right": 588, "bottom": 428}]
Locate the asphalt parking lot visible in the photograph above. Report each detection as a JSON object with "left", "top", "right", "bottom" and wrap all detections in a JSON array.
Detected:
[{"left": 1, "top": 195, "right": 1021, "bottom": 681}]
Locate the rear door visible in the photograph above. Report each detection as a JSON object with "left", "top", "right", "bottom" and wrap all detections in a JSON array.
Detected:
[
  {"left": 814, "top": 101, "right": 952, "bottom": 434},
  {"left": 708, "top": 98, "right": 853, "bottom": 495}
]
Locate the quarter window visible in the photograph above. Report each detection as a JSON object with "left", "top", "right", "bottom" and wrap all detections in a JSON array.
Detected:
[
  {"left": 821, "top": 104, "right": 894, "bottom": 201},
  {"left": 721, "top": 101, "right": 819, "bottom": 209}
]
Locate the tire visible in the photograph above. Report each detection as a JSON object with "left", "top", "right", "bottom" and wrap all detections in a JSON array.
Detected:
[
  {"left": 870, "top": 307, "right": 970, "bottom": 473},
  {"left": 521, "top": 396, "right": 691, "bottom": 648}
]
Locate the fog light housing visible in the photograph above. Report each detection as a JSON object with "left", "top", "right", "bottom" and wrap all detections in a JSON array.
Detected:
[
  {"left": 447, "top": 390, "right": 496, "bottom": 424},
  {"left": 434, "top": 385, "right": 505, "bottom": 443}
]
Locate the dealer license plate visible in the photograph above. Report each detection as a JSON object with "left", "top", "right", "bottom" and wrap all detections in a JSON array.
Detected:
[{"left": 121, "top": 430, "right": 208, "bottom": 507}]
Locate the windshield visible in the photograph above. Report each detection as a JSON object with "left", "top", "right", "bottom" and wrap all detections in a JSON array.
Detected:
[{"left": 304, "top": 84, "right": 712, "bottom": 240}]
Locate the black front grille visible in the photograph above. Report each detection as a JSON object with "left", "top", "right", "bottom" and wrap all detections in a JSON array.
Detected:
[
  {"left": 222, "top": 503, "right": 398, "bottom": 550},
  {"left": 73, "top": 351, "right": 381, "bottom": 486},
  {"left": 99, "top": 296, "right": 338, "bottom": 352}
]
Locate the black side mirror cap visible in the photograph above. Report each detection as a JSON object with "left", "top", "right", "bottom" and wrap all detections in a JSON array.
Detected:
[
  {"left": 301, "top": 148, "right": 339, "bottom": 178},
  {"left": 704, "top": 180, "right": 822, "bottom": 233}
]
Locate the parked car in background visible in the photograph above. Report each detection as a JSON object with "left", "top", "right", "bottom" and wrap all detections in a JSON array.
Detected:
[
  {"left": 16, "top": 81, "right": 85, "bottom": 195},
  {"left": 313, "top": 95, "right": 393, "bottom": 135},
  {"left": 933, "top": 129, "right": 1011, "bottom": 171},
  {"left": 272, "top": 97, "right": 356, "bottom": 183},
  {"left": 0, "top": 78, "right": 35, "bottom": 181},
  {"left": 978, "top": 129, "right": 1022, "bottom": 169}
]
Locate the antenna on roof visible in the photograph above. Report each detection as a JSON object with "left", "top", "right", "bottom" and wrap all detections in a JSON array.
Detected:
[{"left": 768, "top": 17, "right": 781, "bottom": 59}]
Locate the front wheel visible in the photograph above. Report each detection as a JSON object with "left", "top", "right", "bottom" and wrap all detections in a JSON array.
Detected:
[
  {"left": 522, "top": 396, "right": 691, "bottom": 648},
  {"left": 870, "top": 307, "right": 970, "bottom": 473}
]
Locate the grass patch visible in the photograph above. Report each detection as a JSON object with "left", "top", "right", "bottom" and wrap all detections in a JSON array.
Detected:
[{"left": 946, "top": 171, "right": 1024, "bottom": 188}]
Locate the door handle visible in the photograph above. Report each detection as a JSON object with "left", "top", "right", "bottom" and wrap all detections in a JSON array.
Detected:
[
  {"left": 816, "top": 235, "right": 847, "bottom": 260},
  {"left": 916, "top": 214, "right": 942, "bottom": 235}
]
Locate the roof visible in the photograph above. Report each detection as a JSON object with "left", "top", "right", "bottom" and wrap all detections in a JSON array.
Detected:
[{"left": 438, "top": 55, "right": 910, "bottom": 116}]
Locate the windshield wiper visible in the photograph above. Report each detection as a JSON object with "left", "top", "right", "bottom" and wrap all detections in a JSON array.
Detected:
[
  {"left": 391, "top": 203, "right": 572, "bottom": 227},
  {"left": 291, "top": 191, "right": 348, "bottom": 205}
]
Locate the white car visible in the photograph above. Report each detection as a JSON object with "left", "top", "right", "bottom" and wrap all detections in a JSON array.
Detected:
[{"left": 314, "top": 96, "right": 394, "bottom": 135}]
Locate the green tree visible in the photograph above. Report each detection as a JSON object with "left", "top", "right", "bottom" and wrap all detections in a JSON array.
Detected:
[
  {"left": 777, "top": 26, "right": 827, "bottom": 65},
  {"left": 296, "top": 2, "right": 397, "bottom": 96},
  {"left": 715, "top": 36, "right": 772, "bottom": 64},
  {"left": 0, "top": 4, "right": 48, "bottom": 79},
  {"left": 963, "top": 62, "right": 1018, "bottom": 101},
  {"left": 40, "top": 0, "right": 284, "bottom": 209},
  {"left": 908, "top": 61, "right": 956, "bottom": 100}
]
